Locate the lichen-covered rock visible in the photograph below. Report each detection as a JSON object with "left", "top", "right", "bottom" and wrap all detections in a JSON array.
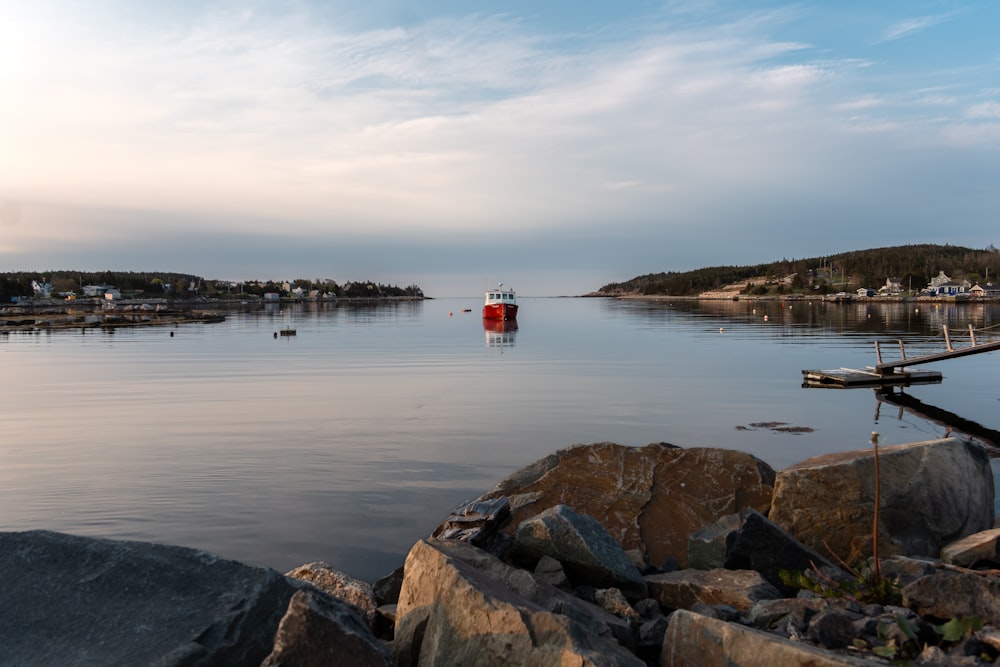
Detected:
[
  {"left": 393, "top": 538, "right": 642, "bottom": 666},
  {"left": 512, "top": 504, "right": 648, "bottom": 601},
  {"left": 769, "top": 438, "right": 994, "bottom": 562},
  {"left": 478, "top": 442, "right": 775, "bottom": 568}
]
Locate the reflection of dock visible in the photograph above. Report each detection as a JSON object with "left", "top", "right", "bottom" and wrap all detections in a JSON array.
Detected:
[
  {"left": 803, "top": 324, "right": 999, "bottom": 388},
  {"left": 875, "top": 388, "right": 1000, "bottom": 451},
  {"left": 484, "top": 319, "right": 517, "bottom": 348}
]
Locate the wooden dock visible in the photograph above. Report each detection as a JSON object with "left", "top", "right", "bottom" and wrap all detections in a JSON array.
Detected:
[
  {"left": 802, "top": 367, "right": 942, "bottom": 389},
  {"left": 803, "top": 324, "right": 998, "bottom": 389}
]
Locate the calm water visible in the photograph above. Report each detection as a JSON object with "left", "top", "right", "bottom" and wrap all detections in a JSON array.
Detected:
[{"left": 2, "top": 297, "right": 999, "bottom": 582}]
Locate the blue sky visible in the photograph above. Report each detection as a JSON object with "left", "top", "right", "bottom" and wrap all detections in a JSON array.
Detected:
[{"left": 2, "top": 1, "right": 998, "bottom": 296}]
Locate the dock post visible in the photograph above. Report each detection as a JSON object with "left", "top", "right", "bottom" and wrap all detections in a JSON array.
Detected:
[
  {"left": 875, "top": 341, "right": 883, "bottom": 365},
  {"left": 970, "top": 323, "right": 977, "bottom": 346},
  {"left": 897, "top": 340, "right": 906, "bottom": 360},
  {"left": 943, "top": 325, "right": 952, "bottom": 352}
]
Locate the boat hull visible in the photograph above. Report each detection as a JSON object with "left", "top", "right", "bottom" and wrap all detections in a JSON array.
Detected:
[{"left": 482, "top": 303, "right": 518, "bottom": 320}]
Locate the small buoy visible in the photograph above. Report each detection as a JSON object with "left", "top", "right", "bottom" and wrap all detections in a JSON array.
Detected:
[
  {"left": 763, "top": 315, "right": 769, "bottom": 321},
  {"left": 449, "top": 312, "right": 453, "bottom": 316},
  {"left": 273, "top": 332, "right": 278, "bottom": 339},
  {"left": 719, "top": 327, "right": 724, "bottom": 333},
  {"left": 915, "top": 308, "right": 920, "bottom": 314},
  {"left": 170, "top": 331, "right": 174, "bottom": 337}
]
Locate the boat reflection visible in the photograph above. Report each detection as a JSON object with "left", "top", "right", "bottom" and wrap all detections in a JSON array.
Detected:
[{"left": 483, "top": 318, "right": 518, "bottom": 348}]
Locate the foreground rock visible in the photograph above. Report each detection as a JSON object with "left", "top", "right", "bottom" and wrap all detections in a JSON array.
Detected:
[
  {"left": 769, "top": 437, "right": 993, "bottom": 562},
  {"left": 511, "top": 504, "right": 648, "bottom": 601},
  {"left": 0, "top": 530, "right": 299, "bottom": 666},
  {"left": 6, "top": 438, "right": 999, "bottom": 666},
  {"left": 663, "top": 609, "right": 873, "bottom": 666},
  {"left": 394, "top": 537, "right": 642, "bottom": 666},
  {"left": 477, "top": 442, "right": 775, "bottom": 568}
]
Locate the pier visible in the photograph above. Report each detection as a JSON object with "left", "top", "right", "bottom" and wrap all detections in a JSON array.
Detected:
[{"left": 803, "top": 324, "right": 1000, "bottom": 389}]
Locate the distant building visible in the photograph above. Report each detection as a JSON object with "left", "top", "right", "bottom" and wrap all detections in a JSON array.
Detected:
[
  {"left": 879, "top": 277, "right": 903, "bottom": 296},
  {"left": 31, "top": 280, "right": 53, "bottom": 298},
  {"left": 263, "top": 292, "right": 281, "bottom": 302},
  {"left": 82, "top": 284, "right": 120, "bottom": 298},
  {"left": 924, "top": 271, "right": 969, "bottom": 296},
  {"left": 970, "top": 283, "right": 1000, "bottom": 298}
]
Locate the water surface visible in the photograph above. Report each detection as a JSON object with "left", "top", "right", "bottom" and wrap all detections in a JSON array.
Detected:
[{"left": 2, "top": 297, "right": 998, "bottom": 581}]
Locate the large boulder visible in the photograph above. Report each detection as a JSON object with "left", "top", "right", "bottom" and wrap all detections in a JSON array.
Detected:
[
  {"left": 393, "top": 538, "right": 643, "bottom": 666},
  {"left": 0, "top": 530, "right": 299, "bottom": 666},
  {"left": 477, "top": 442, "right": 775, "bottom": 568},
  {"left": 511, "top": 504, "right": 648, "bottom": 601},
  {"left": 768, "top": 438, "right": 994, "bottom": 562}
]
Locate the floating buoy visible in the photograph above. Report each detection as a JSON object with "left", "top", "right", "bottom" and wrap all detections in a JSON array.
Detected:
[
  {"left": 763, "top": 315, "right": 769, "bottom": 321},
  {"left": 449, "top": 312, "right": 453, "bottom": 316},
  {"left": 273, "top": 332, "right": 278, "bottom": 339},
  {"left": 719, "top": 327, "right": 724, "bottom": 333},
  {"left": 170, "top": 331, "right": 174, "bottom": 337}
]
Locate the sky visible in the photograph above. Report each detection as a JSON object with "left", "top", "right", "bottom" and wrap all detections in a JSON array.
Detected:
[{"left": 2, "top": 1, "right": 999, "bottom": 297}]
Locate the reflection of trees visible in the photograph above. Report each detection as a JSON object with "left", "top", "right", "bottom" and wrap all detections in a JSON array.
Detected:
[{"left": 609, "top": 300, "right": 1000, "bottom": 344}]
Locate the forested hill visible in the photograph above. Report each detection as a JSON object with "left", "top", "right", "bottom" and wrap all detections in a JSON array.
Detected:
[{"left": 597, "top": 244, "right": 1000, "bottom": 297}]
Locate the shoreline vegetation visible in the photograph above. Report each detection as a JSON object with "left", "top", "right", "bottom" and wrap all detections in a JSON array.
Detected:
[{"left": 594, "top": 243, "right": 1000, "bottom": 300}]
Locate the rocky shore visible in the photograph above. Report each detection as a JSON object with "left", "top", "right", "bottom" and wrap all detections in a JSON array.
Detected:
[{"left": 3, "top": 437, "right": 999, "bottom": 665}]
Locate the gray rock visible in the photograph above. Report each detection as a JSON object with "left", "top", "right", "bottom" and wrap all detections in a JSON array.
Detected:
[
  {"left": 595, "top": 587, "right": 640, "bottom": 619},
  {"left": 748, "top": 597, "right": 827, "bottom": 631},
  {"left": 534, "top": 553, "right": 569, "bottom": 588},
  {"left": 688, "top": 512, "right": 743, "bottom": 570},
  {"left": 261, "top": 588, "right": 395, "bottom": 667},
  {"left": 940, "top": 528, "right": 1000, "bottom": 567},
  {"left": 645, "top": 568, "right": 781, "bottom": 613},
  {"left": 662, "top": 609, "right": 876, "bottom": 666},
  {"left": 724, "top": 509, "right": 843, "bottom": 595},
  {"left": 0, "top": 530, "right": 297, "bottom": 666},
  {"left": 769, "top": 438, "right": 994, "bottom": 561},
  {"left": 512, "top": 504, "right": 648, "bottom": 601},
  {"left": 393, "top": 537, "right": 642, "bottom": 666},
  {"left": 285, "top": 561, "right": 377, "bottom": 627},
  {"left": 807, "top": 608, "right": 861, "bottom": 650},
  {"left": 903, "top": 570, "right": 1000, "bottom": 625},
  {"left": 431, "top": 496, "right": 513, "bottom": 556}
]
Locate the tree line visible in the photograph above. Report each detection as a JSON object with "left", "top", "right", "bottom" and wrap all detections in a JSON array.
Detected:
[
  {"left": 0, "top": 270, "right": 423, "bottom": 302},
  {"left": 597, "top": 244, "right": 1000, "bottom": 297}
]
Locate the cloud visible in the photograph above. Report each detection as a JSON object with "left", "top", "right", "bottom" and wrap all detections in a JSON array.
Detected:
[
  {"left": 2, "top": 2, "right": 998, "bottom": 294},
  {"left": 966, "top": 102, "right": 1000, "bottom": 119},
  {"left": 878, "top": 13, "right": 957, "bottom": 43}
]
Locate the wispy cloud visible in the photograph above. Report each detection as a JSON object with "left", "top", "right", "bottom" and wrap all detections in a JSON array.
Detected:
[{"left": 878, "top": 12, "right": 957, "bottom": 43}]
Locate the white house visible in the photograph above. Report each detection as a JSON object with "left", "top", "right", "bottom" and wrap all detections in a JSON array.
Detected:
[
  {"left": 31, "top": 280, "right": 53, "bottom": 298},
  {"left": 924, "top": 271, "right": 970, "bottom": 296},
  {"left": 970, "top": 283, "right": 1000, "bottom": 298}
]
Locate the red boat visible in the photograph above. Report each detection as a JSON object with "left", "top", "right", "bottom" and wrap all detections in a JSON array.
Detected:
[{"left": 482, "top": 283, "right": 518, "bottom": 320}]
